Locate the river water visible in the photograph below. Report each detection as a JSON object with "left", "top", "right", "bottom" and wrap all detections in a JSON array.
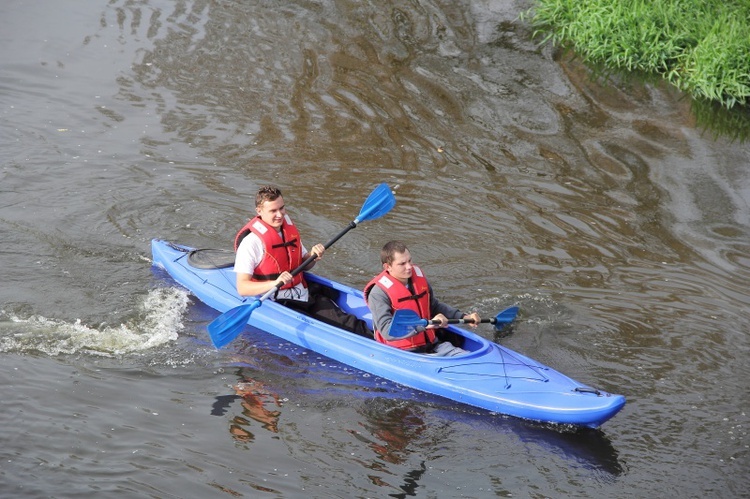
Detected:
[{"left": 1, "top": 0, "right": 748, "bottom": 497}]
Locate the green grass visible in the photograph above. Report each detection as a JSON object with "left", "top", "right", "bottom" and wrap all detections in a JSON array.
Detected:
[{"left": 525, "top": 0, "right": 750, "bottom": 109}]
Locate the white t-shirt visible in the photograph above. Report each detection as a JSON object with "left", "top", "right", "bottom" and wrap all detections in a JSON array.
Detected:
[{"left": 234, "top": 223, "right": 309, "bottom": 301}]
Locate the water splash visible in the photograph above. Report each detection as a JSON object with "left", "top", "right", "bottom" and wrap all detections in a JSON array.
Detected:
[{"left": 0, "top": 287, "right": 189, "bottom": 356}]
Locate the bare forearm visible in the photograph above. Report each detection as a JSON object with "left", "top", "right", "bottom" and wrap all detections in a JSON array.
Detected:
[
  {"left": 236, "top": 274, "right": 280, "bottom": 297},
  {"left": 302, "top": 254, "right": 317, "bottom": 271}
]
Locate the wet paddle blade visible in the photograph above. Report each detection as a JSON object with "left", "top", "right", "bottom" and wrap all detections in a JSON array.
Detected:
[
  {"left": 391, "top": 305, "right": 520, "bottom": 336},
  {"left": 207, "top": 301, "right": 261, "bottom": 348},
  {"left": 390, "top": 309, "right": 427, "bottom": 338},
  {"left": 354, "top": 183, "right": 396, "bottom": 223},
  {"left": 494, "top": 306, "right": 519, "bottom": 326}
]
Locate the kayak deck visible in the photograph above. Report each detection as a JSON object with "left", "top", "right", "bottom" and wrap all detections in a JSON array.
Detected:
[{"left": 151, "top": 239, "right": 625, "bottom": 428}]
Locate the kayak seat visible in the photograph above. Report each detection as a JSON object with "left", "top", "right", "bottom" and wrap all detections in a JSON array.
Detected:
[
  {"left": 303, "top": 278, "right": 374, "bottom": 338},
  {"left": 306, "top": 273, "right": 374, "bottom": 332},
  {"left": 188, "top": 249, "right": 235, "bottom": 269},
  {"left": 335, "top": 292, "right": 374, "bottom": 332}
]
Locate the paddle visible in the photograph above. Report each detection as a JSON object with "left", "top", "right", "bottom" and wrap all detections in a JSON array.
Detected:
[
  {"left": 207, "top": 183, "right": 396, "bottom": 349},
  {"left": 389, "top": 306, "right": 519, "bottom": 338}
]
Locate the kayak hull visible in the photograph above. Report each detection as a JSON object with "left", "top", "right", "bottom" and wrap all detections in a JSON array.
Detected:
[{"left": 151, "top": 239, "right": 625, "bottom": 428}]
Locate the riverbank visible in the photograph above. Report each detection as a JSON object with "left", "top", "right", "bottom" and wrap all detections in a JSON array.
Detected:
[{"left": 526, "top": 0, "right": 750, "bottom": 110}]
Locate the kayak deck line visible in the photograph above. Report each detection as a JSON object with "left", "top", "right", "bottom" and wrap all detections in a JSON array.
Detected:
[{"left": 151, "top": 239, "right": 626, "bottom": 428}]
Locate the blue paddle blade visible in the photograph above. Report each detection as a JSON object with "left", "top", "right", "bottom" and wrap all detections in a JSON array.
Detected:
[
  {"left": 390, "top": 309, "right": 427, "bottom": 338},
  {"left": 355, "top": 183, "right": 396, "bottom": 223},
  {"left": 207, "top": 301, "right": 261, "bottom": 348},
  {"left": 391, "top": 305, "right": 519, "bottom": 336},
  {"left": 494, "top": 306, "right": 519, "bottom": 325}
]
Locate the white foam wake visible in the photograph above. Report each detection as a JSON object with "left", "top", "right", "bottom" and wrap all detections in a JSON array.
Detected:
[{"left": 0, "top": 287, "right": 190, "bottom": 356}]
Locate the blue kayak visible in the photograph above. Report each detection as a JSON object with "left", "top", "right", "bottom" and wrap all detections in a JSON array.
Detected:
[{"left": 151, "top": 239, "right": 625, "bottom": 428}]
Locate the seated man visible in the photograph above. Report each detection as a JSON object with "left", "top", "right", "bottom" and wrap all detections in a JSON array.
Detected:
[
  {"left": 364, "top": 240, "right": 480, "bottom": 356},
  {"left": 234, "top": 185, "right": 371, "bottom": 338}
]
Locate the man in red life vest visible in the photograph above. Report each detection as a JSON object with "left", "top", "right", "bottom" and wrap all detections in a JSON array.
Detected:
[
  {"left": 234, "top": 185, "right": 370, "bottom": 337},
  {"left": 364, "top": 240, "right": 481, "bottom": 356}
]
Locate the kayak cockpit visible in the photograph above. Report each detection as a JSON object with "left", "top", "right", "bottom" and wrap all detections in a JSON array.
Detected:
[{"left": 172, "top": 245, "right": 493, "bottom": 357}]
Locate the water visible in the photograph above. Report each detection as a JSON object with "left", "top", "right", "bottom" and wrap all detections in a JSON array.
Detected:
[{"left": 1, "top": 0, "right": 748, "bottom": 497}]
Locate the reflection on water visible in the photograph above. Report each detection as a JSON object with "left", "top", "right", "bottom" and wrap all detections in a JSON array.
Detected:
[
  {"left": 434, "top": 406, "right": 625, "bottom": 478},
  {"left": 554, "top": 50, "right": 750, "bottom": 143},
  {"left": 349, "top": 401, "right": 429, "bottom": 497},
  {"left": 215, "top": 342, "right": 626, "bottom": 492},
  {"left": 212, "top": 369, "right": 284, "bottom": 444},
  {"left": 354, "top": 402, "right": 427, "bottom": 466},
  {"left": 347, "top": 397, "right": 624, "bottom": 497},
  {"left": 229, "top": 378, "right": 283, "bottom": 440},
  {"left": 691, "top": 97, "right": 750, "bottom": 143},
  {"left": 518, "top": 424, "right": 625, "bottom": 478}
]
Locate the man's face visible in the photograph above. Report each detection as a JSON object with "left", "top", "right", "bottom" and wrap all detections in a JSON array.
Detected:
[
  {"left": 256, "top": 196, "right": 286, "bottom": 229},
  {"left": 384, "top": 249, "right": 413, "bottom": 283}
]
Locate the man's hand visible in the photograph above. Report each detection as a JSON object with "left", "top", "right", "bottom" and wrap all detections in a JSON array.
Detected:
[
  {"left": 428, "top": 313, "right": 449, "bottom": 328},
  {"left": 274, "top": 271, "right": 293, "bottom": 290},
  {"left": 310, "top": 244, "right": 325, "bottom": 260},
  {"left": 463, "top": 311, "right": 481, "bottom": 328}
]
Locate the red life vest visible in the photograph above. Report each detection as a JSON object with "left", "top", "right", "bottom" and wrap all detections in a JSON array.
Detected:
[
  {"left": 364, "top": 266, "right": 437, "bottom": 350},
  {"left": 234, "top": 215, "right": 305, "bottom": 290}
]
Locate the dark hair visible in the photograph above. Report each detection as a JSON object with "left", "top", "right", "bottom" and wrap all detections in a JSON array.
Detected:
[
  {"left": 255, "top": 185, "right": 282, "bottom": 208},
  {"left": 380, "top": 240, "right": 409, "bottom": 265}
]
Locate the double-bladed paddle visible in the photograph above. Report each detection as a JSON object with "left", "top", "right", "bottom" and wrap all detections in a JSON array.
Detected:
[
  {"left": 207, "top": 182, "right": 396, "bottom": 349},
  {"left": 388, "top": 306, "right": 519, "bottom": 338}
]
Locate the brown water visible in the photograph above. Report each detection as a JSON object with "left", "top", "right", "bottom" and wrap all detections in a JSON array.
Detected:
[{"left": 1, "top": 0, "right": 748, "bottom": 497}]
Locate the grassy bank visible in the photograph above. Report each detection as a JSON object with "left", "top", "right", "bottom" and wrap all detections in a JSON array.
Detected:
[{"left": 526, "top": 0, "right": 750, "bottom": 109}]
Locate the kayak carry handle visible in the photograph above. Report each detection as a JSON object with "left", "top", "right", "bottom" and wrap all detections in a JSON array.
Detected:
[{"left": 574, "top": 387, "right": 602, "bottom": 396}]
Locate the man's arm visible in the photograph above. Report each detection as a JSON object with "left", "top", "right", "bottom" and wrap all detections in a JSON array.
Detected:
[
  {"left": 237, "top": 272, "right": 287, "bottom": 297},
  {"left": 368, "top": 286, "right": 400, "bottom": 339}
]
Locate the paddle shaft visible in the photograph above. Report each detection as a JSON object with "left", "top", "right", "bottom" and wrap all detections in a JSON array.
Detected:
[
  {"left": 423, "top": 317, "right": 501, "bottom": 327},
  {"left": 389, "top": 306, "right": 518, "bottom": 338}
]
